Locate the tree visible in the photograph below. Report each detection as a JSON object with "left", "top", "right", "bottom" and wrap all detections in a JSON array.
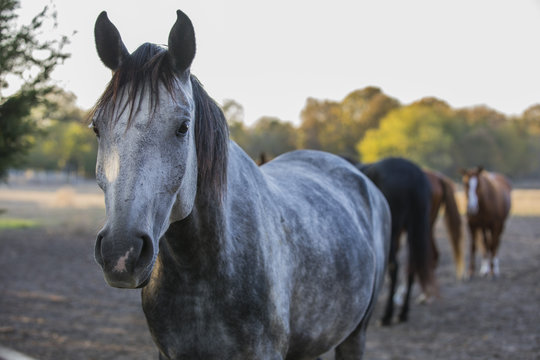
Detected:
[
  {"left": 358, "top": 98, "right": 457, "bottom": 172},
  {"left": 243, "top": 116, "right": 297, "bottom": 160},
  {"left": 24, "top": 89, "right": 97, "bottom": 177},
  {"left": 222, "top": 99, "right": 249, "bottom": 147},
  {"left": 0, "top": 0, "right": 70, "bottom": 180},
  {"left": 297, "top": 97, "right": 342, "bottom": 153},
  {"left": 519, "top": 104, "right": 540, "bottom": 135},
  {"left": 297, "top": 87, "right": 399, "bottom": 159}
]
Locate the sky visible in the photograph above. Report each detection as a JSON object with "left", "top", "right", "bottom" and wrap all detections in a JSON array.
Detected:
[{"left": 17, "top": 0, "right": 540, "bottom": 125}]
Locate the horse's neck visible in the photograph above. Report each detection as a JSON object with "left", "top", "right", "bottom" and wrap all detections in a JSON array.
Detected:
[{"left": 161, "top": 141, "right": 264, "bottom": 271}]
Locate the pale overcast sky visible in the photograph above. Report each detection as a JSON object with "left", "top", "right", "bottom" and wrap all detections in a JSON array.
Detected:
[{"left": 17, "top": 0, "right": 540, "bottom": 124}]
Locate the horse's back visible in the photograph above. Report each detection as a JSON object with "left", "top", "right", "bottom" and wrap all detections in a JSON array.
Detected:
[{"left": 262, "top": 150, "right": 388, "bottom": 228}]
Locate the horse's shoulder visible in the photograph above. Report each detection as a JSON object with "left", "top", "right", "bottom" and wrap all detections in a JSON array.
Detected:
[{"left": 484, "top": 172, "right": 512, "bottom": 194}]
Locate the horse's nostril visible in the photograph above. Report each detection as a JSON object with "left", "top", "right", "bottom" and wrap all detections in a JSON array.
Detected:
[
  {"left": 137, "top": 234, "right": 154, "bottom": 270},
  {"left": 95, "top": 232, "right": 105, "bottom": 266}
]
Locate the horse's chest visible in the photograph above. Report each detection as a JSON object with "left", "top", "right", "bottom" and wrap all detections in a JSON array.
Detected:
[{"left": 141, "top": 279, "right": 287, "bottom": 359}]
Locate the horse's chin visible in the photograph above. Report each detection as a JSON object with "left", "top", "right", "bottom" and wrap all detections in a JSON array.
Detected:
[{"left": 103, "top": 263, "right": 154, "bottom": 289}]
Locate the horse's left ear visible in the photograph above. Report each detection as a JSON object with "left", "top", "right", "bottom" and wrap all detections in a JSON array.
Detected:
[
  {"left": 94, "top": 11, "right": 129, "bottom": 71},
  {"left": 168, "top": 10, "right": 196, "bottom": 74},
  {"left": 477, "top": 165, "right": 484, "bottom": 173}
]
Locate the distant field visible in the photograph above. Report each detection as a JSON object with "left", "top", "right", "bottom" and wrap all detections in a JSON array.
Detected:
[
  {"left": 1, "top": 184, "right": 539, "bottom": 230},
  {"left": 0, "top": 184, "right": 105, "bottom": 231}
]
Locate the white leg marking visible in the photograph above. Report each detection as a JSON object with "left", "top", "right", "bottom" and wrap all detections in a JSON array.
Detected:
[
  {"left": 393, "top": 283, "right": 406, "bottom": 306},
  {"left": 113, "top": 247, "right": 134, "bottom": 273},
  {"left": 479, "top": 257, "right": 490, "bottom": 277}
]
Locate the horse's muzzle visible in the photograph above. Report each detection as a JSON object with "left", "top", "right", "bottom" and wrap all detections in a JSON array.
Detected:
[{"left": 95, "top": 228, "right": 155, "bottom": 288}]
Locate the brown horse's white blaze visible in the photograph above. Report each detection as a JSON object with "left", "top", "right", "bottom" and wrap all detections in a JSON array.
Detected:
[{"left": 466, "top": 175, "right": 479, "bottom": 215}]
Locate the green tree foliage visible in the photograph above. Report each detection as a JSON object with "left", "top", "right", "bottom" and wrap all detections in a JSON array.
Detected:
[
  {"left": 24, "top": 89, "right": 97, "bottom": 177},
  {"left": 298, "top": 97, "right": 341, "bottom": 152},
  {"left": 242, "top": 116, "right": 297, "bottom": 161},
  {"left": 297, "top": 87, "right": 399, "bottom": 159},
  {"left": 359, "top": 98, "right": 540, "bottom": 178},
  {"left": 0, "top": 0, "right": 69, "bottom": 180},
  {"left": 0, "top": 90, "right": 39, "bottom": 178},
  {"left": 222, "top": 100, "right": 297, "bottom": 162},
  {"left": 519, "top": 104, "right": 540, "bottom": 135},
  {"left": 222, "top": 99, "right": 249, "bottom": 147},
  {"left": 359, "top": 98, "right": 456, "bottom": 172}
]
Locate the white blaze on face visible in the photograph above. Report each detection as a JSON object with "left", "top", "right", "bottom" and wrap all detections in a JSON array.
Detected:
[
  {"left": 113, "top": 247, "right": 134, "bottom": 273},
  {"left": 467, "top": 176, "right": 479, "bottom": 215},
  {"left": 104, "top": 148, "right": 120, "bottom": 183}
]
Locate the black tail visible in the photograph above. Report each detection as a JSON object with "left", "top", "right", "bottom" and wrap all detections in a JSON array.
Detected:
[{"left": 406, "top": 199, "right": 434, "bottom": 295}]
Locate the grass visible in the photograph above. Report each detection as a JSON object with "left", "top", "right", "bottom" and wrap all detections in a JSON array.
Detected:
[{"left": 0, "top": 217, "right": 39, "bottom": 230}]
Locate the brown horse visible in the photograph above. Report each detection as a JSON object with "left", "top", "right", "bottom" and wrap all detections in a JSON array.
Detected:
[
  {"left": 460, "top": 166, "right": 512, "bottom": 277},
  {"left": 424, "top": 169, "right": 465, "bottom": 280}
]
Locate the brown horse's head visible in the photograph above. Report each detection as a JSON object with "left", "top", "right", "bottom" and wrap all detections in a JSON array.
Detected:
[{"left": 460, "top": 166, "right": 484, "bottom": 215}]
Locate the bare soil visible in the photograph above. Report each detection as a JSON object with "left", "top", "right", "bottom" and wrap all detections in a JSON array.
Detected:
[{"left": 0, "top": 184, "right": 539, "bottom": 359}]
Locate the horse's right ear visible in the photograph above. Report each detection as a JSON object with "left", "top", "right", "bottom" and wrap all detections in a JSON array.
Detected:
[
  {"left": 94, "top": 11, "right": 129, "bottom": 71},
  {"left": 168, "top": 10, "right": 196, "bottom": 74}
]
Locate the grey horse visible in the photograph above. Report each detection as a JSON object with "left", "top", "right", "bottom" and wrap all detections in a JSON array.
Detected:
[{"left": 91, "top": 9, "right": 390, "bottom": 360}]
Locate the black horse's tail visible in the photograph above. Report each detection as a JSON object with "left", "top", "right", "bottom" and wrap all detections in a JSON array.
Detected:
[{"left": 407, "top": 198, "right": 435, "bottom": 295}]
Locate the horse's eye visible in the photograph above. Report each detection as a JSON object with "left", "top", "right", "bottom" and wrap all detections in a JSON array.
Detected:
[
  {"left": 176, "top": 122, "right": 189, "bottom": 136},
  {"left": 91, "top": 123, "right": 100, "bottom": 138}
]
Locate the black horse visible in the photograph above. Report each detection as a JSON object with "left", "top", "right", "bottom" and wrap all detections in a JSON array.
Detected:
[{"left": 346, "top": 157, "right": 434, "bottom": 325}]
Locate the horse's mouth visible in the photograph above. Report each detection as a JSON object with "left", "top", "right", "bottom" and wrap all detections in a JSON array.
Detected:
[
  {"left": 102, "top": 261, "right": 154, "bottom": 289},
  {"left": 136, "top": 274, "right": 151, "bottom": 288}
]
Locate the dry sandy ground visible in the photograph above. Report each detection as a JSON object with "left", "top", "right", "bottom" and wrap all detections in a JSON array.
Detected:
[{"left": 0, "top": 184, "right": 539, "bottom": 359}]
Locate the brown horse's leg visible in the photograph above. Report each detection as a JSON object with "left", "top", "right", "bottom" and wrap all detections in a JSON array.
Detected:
[
  {"left": 428, "top": 201, "right": 441, "bottom": 272},
  {"left": 490, "top": 223, "right": 504, "bottom": 277},
  {"left": 430, "top": 229, "right": 439, "bottom": 271},
  {"left": 468, "top": 223, "right": 478, "bottom": 278},
  {"left": 479, "top": 227, "right": 492, "bottom": 277}
]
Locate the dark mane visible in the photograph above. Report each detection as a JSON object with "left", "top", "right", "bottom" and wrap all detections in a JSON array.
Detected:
[
  {"left": 191, "top": 76, "right": 229, "bottom": 199},
  {"left": 91, "top": 43, "right": 229, "bottom": 198},
  {"left": 91, "top": 43, "right": 175, "bottom": 125}
]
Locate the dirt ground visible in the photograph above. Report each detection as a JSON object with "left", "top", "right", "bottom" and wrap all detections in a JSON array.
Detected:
[{"left": 0, "top": 183, "right": 539, "bottom": 360}]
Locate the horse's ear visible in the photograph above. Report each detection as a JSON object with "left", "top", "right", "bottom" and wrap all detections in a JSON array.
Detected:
[
  {"left": 94, "top": 11, "right": 129, "bottom": 71},
  {"left": 477, "top": 165, "right": 484, "bottom": 174},
  {"left": 168, "top": 10, "right": 196, "bottom": 74}
]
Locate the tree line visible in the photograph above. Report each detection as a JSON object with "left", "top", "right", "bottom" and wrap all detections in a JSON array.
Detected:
[
  {"left": 229, "top": 89, "right": 540, "bottom": 179},
  {"left": 6, "top": 85, "right": 540, "bottom": 181}
]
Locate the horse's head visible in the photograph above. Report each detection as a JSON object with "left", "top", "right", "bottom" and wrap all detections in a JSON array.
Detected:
[
  {"left": 460, "top": 166, "right": 484, "bottom": 215},
  {"left": 91, "top": 11, "right": 198, "bottom": 288}
]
